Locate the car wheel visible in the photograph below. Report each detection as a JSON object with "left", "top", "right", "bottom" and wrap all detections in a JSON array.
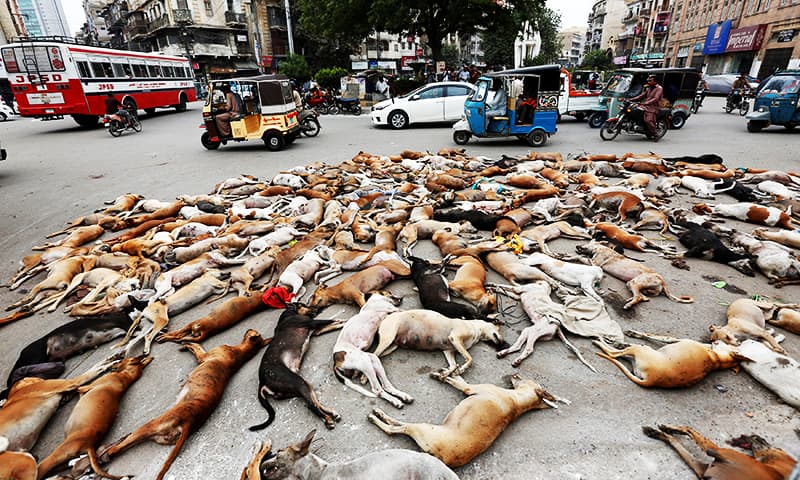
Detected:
[
  {"left": 263, "top": 132, "right": 285, "bottom": 151},
  {"left": 201, "top": 131, "right": 221, "bottom": 150},
  {"left": 175, "top": 94, "right": 187, "bottom": 112},
  {"left": 785, "top": 124, "right": 797, "bottom": 131},
  {"left": 526, "top": 130, "right": 547, "bottom": 147},
  {"left": 574, "top": 112, "right": 586, "bottom": 121},
  {"left": 0, "top": 112, "right": 7, "bottom": 122},
  {"left": 453, "top": 130, "right": 471, "bottom": 145},
  {"left": 671, "top": 112, "right": 686, "bottom": 129},
  {"left": 72, "top": 114, "right": 100, "bottom": 128},
  {"left": 588, "top": 112, "right": 607, "bottom": 128},
  {"left": 388, "top": 110, "right": 408, "bottom": 129},
  {"left": 599, "top": 119, "right": 620, "bottom": 140}
]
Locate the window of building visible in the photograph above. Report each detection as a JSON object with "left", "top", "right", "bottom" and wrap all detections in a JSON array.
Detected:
[{"left": 204, "top": 0, "right": 213, "bottom": 16}]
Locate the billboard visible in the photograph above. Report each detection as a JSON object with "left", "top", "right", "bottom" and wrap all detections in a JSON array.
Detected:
[
  {"left": 654, "top": 12, "right": 670, "bottom": 33},
  {"left": 725, "top": 24, "right": 767, "bottom": 52},
  {"left": 703, "top": 20, "right": 732, "bottom": 55}
]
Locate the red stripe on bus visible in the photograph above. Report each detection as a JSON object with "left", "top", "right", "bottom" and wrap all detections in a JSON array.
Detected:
[{"left": 67, "top": 46, "right": 188, "bottom": 62}]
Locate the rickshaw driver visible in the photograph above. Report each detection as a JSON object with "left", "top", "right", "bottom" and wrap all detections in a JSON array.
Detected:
[
  {"left": 629, "top": 75, "right": 663, "bottom": 141},
  {"left": 729, "top": 73, "right": 751, "bottom": 105},
  {"left": 215, "top": 83, "right": 241, "bottom": 138}
]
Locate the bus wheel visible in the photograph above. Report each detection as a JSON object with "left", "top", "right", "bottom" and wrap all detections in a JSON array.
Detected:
[
  {"left": 175, "top": 94, "right": 188, "bottom": 112},
  {"left": 201, "top": 132, "right": 221, "bottom": 150},
  {"left": 71, "top": 114, "right": 99, "bottom": 128},
  {"left": 263, "top": 132, "right": 284, "bottom": 151}
]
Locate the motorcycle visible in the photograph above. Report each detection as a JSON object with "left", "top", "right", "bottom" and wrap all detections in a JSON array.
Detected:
[
  {"left": 298, "top": 109, "right": 320, "bottom": 137},
  {"left": 331, "top": 96, "right": 362, "bottom": 115},
  {"left": 599, "top": 100, "right": 669, "bottom": 142},
  {"left": 303, "top": 90, "right": 335, "bottom": 115},
  {"left": 725, "top": 87, "right": 751, "bottom": 116},
  {"left": 103, "top": 109, "right": 141, "bottom": 137},
  {"left": 690, "top": 85, "right": 706, "bottom": 114}
]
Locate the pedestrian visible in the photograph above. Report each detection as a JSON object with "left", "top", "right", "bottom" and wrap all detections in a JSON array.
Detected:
[
  {"left": 458, "top": 65, "right": 471, "bottom": 83},
  {"left": 375, "top": 76, "right": 390, "bottom": 100},
  {"left": 629, "top": 75, "right": 663, "bottom": 141},
  {"left": 469, "top": 65, "right": 480, "bottom": 83}
]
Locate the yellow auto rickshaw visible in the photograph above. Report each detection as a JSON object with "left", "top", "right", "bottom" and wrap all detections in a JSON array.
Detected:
[{"left": 201, "top": 74, "right": 300, "bottom": 151}]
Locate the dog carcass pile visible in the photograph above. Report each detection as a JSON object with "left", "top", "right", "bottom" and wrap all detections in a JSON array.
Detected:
[{"left": 1, "top": 148, "right": 799, "bottom": 480}]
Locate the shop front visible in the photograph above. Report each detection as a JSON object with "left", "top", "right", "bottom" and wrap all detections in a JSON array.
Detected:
[
  {"left": 758, "top": 26, "right": 800, "bottom": 78},
  {"left": 725, "top": 24, "right": 767, "bottom": 75}
]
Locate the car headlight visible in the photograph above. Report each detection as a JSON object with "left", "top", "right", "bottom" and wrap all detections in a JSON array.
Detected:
[{"left": 373, "top": 104, "right": 387, "bottom": 111}]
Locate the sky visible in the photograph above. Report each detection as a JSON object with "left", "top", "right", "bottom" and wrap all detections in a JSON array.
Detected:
[
  {"left": 61, "top": 0, "right": 593, "bottom": 37},
  {"left": 547, "top": 0, "right": 594, "bottom": 29}
]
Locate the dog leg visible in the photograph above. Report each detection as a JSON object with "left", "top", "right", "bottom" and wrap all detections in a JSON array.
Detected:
[
  {"left": 370, "top": 355, "right": 414, "bottom": 405},
  {"left": 623, "top": 280, "right": 649, "bottom": 309},
  {"left": 659, "top": 282, "right": 693, "bottom": 304},
  {"left": 625, "top": 329, "right": 682, "bottom": 345},
  {"left": 182, "top": 342, "right": 209, "bottom": 363},
  {"left": 593, "top": 341, "right": 650, "bottom": 387},
  {"left": 298, "top": 379, "right": 340, "bottom": 429},
  {"left": 642, "top": 426, "right": 708, "bottom": 479},
  {"left": 497, "top": 328, "right": 530, "bottom": 359},
  {"left": 447, "top": 337, "right": 473, "bottom": 376},
  {"left": 435, "top": 349, "right": 462, "bottom": 378},
  {"left": 556, "top": 327, "right": 598, "bottom": 373}
]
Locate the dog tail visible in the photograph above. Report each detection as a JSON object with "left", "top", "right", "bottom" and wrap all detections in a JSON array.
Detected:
[{"left": 249, "top": 385, "right": 276, "bottom": 431}]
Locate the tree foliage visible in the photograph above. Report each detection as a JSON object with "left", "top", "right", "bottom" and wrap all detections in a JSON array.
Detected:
[
  {"left": 315, "top": 67, "right": 349, "bottom": 90},
  {"left": 278, "top": 53, "right": 312, "bottom": 82},
  {"left": 581, "top": 49, "right": 615, "bottom": 71}
]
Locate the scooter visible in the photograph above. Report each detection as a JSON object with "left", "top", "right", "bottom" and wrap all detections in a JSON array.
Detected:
[
  {"left": 332, "top": 96, "right": 362, "bottom": 115},
  {"left": 103, "top": 108, "right": 141, "bottom": 137},
  {"left": 298, "top": 109, "right": 320, "bottom": 137},
  {"left": 725, "top": 87, "right": 751, "bottom": 116},
  {"left": 599, "top": 100, "right": 669, "bottom": 142}
]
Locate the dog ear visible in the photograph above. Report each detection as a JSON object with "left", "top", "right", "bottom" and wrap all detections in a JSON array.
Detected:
[
  {"left": 708, "top": 325, "right": 717, "bottom": 332},
  {"left": 290, "top": 430, "right": 316, "bottom": 458}
]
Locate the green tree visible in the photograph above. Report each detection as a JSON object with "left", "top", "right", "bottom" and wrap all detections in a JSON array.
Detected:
[
  {"left": 581, "top": 49, "right": 615, "bottom": 71},
  {"left": 483, "top": 3, "right": 560, "bottom": 68},
  {"left": 315, "top": 67, "right": 349, "bottom": 90},
  {"left": 441, "top": 44, "right": 460, "bottom": 69},
  {"left": 278, "top": 53, "right": 312, "bottom": 82}
]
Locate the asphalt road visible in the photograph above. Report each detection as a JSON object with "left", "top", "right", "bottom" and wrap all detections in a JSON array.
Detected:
[{"left": 0, "top": 97, "right": 798, "bottom": 480}]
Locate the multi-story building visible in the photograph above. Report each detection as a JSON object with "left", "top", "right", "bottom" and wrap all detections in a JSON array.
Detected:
[
  {"left": 666, "top": 0, "right": 800, "bottom": 77},
  {"left": 560, "top": 26, "right": 587, "bottom": 67},
  {"left": 586, "top": 0, "right": 627, "bottom": 55},
  {"left": 0, "top": 0, "right": 28, "bottom": 42},
  {"left": 514, "top": 21, "right": 541, "bottom": 67},
  {"left": 248, "top": 0, "right": 290, "bottom": 72},
  {"left": 91, "top": 0, "right": 256, "bottom": 79},
  {"left": 351, "top": 32, "right": 424, "bottom": 74},
  {"left": 16, "top": 0, "right": 69, "bottom": 37},
  {"left": 614, "top": 0, "right": 672, "bottom": 67}
]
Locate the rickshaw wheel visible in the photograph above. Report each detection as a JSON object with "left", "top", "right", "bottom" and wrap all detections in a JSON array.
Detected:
[
  {"left": 201, "top": 132, "right": 221, "bottom": 150},
  {"left": 747, "top": 121, "right": 765, "bottom": 133},
  {"left": 671, "top": 112, "right": 686, "bottom": 129},
  {"left": 263, "top": 132, "right": 285, "bottom": 151},
  {"left": 785, "top": 124, "right": 797, "bottom": 131},
  {"left": 453, "top": 130, "right": 471, "bottom": 145},
  {"left": 526, "top": 130, "right": 547, "bottom": 147},
  {"left": 599, "top": 119, "right": 620, "bottom": 141},
  {"left": 588, "top": 112, "right": 606, "bottom": 128}
]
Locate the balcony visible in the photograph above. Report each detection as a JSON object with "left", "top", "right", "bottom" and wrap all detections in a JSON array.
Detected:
[
  {"left": 106, "top": 4, "right": 129, "bottom": 28},
  {"left": 225, "top": 11, "right": 246, "bottom": 26},
  {"left": 639, "top": 8, "right": 651, "bottom": 17},
  {"left": 173, "top": 8, "right": 192, "bottom": 24},
  {"left": 127, "top": 22, "right": 148, "bottom": 38},
  {"left": 148, "top": 15, "right": 170, "bottom": 32}
]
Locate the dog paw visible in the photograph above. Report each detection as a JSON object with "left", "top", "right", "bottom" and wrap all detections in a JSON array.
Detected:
[{"left": 429, "top": 370, "right": 447, "bottom": 381}]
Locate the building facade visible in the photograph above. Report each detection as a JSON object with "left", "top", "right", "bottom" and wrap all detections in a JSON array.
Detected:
[
  {"left": 586, "top": 0, "right": 627, "bottom": 54},
  {"left": 16, "top": 0, "right": 69, "bottom": 37},
  {"left": 560, "top": 26, "right": 587, "bottom": 67},
  {"left": 665, "top": 0, "right": 800, "bottom": 77},
  {"left": 613, "top": 0, "right": 673, "bottom": 67}
]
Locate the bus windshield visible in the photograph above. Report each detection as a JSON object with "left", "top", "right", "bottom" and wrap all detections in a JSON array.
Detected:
[{"left": 1, "top": 45, "right": 65, "bottom": 73}]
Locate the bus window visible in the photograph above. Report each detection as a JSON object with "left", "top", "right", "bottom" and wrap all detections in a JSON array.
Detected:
[
  {"left": 77, "top": 61, "right": 92, "bottom": 78},
  {"left": 132, "top": 64, "right": 147, "bottom": 77},
  {"left": 112, "top": 63, "right": 127, "bottom": 77},
  {"left": 91, "top": 61, "right": 111, "bottom": 77},
  {"left": 162, "top": 66, "right": 174, "bottom": 77},
  {"left": 147, "top": 64, "right": 161, "bottom": 77}
]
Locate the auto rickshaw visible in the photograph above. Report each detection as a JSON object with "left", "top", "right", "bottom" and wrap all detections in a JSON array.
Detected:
[
  {"left": 201, "top": 74, "right": 300, "bottom": 151},
  {"left": 587, "top": 68, "right": 700, "bottom": 129},
  {"left": 452, "top": 64, "right": 561, "bottom": 147},
  {"left": 746, "top": 70, "right": 800, "bottom": 132}
]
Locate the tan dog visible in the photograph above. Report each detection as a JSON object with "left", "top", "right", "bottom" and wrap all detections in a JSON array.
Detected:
[
  {"left": 158, "top": 291, "right": 267, "bottom": 344},
  {"left": 87, "top": 330, "right": 269, "bottom": 480},
  {"left": 590, "top": 191, "right": 644, "bottom": 221},
  {"left": 431, "top": 230, "right": 504, "bottom": 258},
  {"left": 373, "top": 309, "right": 504, "bottom": 377},
  {"left": 397, "top": 219, "right": 476, "bottom": 256},
  {"left": 37, "top": 355, "right": 153, "bottom": 479},
  {"left": 709, "top": 299, "right": 786, "bottom": 354},
  {"left": 485, "top": 251, "right": 558, "bottom": 287},
  {"left": 32, "top": 225, "right": 105, "bottom": 251},
  {"left": 643, "top": 424, "right": 796, "bottom": 480},
  {"left": 368, "top": 374, "right": 558, "bottom": 467},
  {"left": 6, "top": 255, "right": 96, "bottom": 310},
  {"left": 753, "top": 228, "right": 800, "bottom": 249},
  {"left": 594, "top": 333, "right": 745, "bottom": 388},
  {"left": 577, "top": 243, "right": 692, "bottom": 309},
  {"left": 446, "top": 255, "right": 497, "bottom": 314},
  {"left": 0, "top": 358, "right": 113, "bottom": 451},
  {"left": 589, "top": 222, "right": 665, "bottom": 252},
  {"left": 0, "top": 437, "right": 36, "bottom": 480},
  {"left": 309, "top": 260, "right": 409, "bottom": 310},
  {"left": 519, "top": 221, "right": 591, "bottom": 254},
  {"left": 768, "top": 307, "right": 800, "bottom": 335}
]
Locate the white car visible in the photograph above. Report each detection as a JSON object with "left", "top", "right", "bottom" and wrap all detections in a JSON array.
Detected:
[
  {"left": 0, "top": 101, "right": 18, "bottom": 121},
  {"left": 371, "top": 81, "right": 476, "bottom": 129}
]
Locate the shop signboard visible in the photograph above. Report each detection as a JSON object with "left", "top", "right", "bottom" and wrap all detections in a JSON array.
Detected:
[
  {"left": 703, "top": 20, "right": 732, "bottom": 55},
  {"left": 677, "top": 46, "right": 690, "bottom": 58},
  {"left": 352, "top": 61, "right": 368, "bottom": 70},
  {"left": 777, "top": 29, "right": 796, "bottom": 43},
  {"left": 613, "top": 55, "right": 628, "bottom": 65},
  {"left": 725, "top": 24, "right": 767, "bottom": 52},
  {"left": 377, "top": 60, "right": 396, "bottom": 70},
  {"left": 400, "top": 56, "right": 415, "bottom": 67}
]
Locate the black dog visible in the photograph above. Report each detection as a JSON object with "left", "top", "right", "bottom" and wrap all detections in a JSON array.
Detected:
[
  {"left": 409, "top": 256, "right": 479, "bottom": 320},
  {"left": 663, "top": 154, "right": 724, "bottom": 164},
  {"left": 433, "top": 207, "right": 507, "bottom": 231},
  {"left": 1, "top": 311, "right": 134, "bottom": 399},
  {"left": 670, "top": 221, "right": 754, "bottom": 276},
  {"left": 711, "top": 178, "right": 764, "bottom": 203},
  {"left": 251, "top": 305, "right": 340, "bottom": 431}
]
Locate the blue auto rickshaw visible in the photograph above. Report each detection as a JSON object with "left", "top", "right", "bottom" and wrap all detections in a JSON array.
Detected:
[
  {"left": 746, "top": 70, "right": 800, "bottom": 132},
  {"left": 452, "top": 64, "right": 560, "bottom": 147}
]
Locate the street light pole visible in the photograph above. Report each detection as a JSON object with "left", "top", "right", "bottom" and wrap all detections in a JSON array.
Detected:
[{"left": 284, "top": 0, "right": 294, "bottom": 55}]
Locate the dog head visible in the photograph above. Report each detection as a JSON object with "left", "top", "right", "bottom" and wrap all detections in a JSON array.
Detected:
[
  {"left": 508, "top": 374, "right": 560, "bottom": 410},
  {"left": 708, "top": 325, "right": 740, "bottom": 346},
  {"left": 260, "top": 430, "right": 315, "bottom": 480},
  {"left": 479, "top": 322, "right": 507, "bottom": 349},
  {"left": 692, "top": 203, "right": 713, "bottom": 215}
]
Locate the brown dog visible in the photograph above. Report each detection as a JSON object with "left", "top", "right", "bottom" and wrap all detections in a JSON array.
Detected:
[
  {"left": 590, "top": 191, "right": 643, "bottom": 221},
  {"left": 589, "top": 222, "right": 665, "bottom": 252},
  {"left": 577, "top": 242, "right": 692, "bottom": 309},
  {"left": 309, "top": 260, "right": 409, "bottom": 310},
  {"left": 446, "top": 255, "right": 497, "bottom": 314},
  {"left": 88, "top": 330, "right": 268, "bottom": 480},
  {"left": 37, "top": 355, "right": 153, "bottom": 479},
  {"left": 709, "top": 299, "right": 786, "bottom": 354},
  {"left": 158, "top": 291, "right": 267, "bottom": 344},
  {"left": 368, "top": 374, "right": 558, "bottom": 467},
  {"left": 0, "top": 437, "right": 36, "bottom": 480},
  {"left": 643, "top": 424, "right": 796, "bottom": 480},
  {"left": 593, "top": 334, "right": 745, "bottom": 388}
]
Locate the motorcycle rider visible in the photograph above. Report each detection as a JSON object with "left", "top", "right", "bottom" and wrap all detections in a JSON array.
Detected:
[
  {"left": 104, "top": 93, "right": 132, "bottom": 127},
  {"left": 728, "top": 73, "right": 751, "bottom": 107},
  {"left": 629, "top": 74, "right": 663, "bottom": 141}
]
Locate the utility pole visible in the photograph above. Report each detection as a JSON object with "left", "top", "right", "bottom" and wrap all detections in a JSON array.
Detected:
[{"left": 284, "top": 0, "right": 294, "bottom": 55}]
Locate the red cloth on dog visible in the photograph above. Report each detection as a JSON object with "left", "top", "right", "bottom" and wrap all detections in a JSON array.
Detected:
[{"left": 261, "top": 286, "right": 295, "bottom": 308}]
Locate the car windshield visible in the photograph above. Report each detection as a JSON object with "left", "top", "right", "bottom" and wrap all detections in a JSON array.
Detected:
[
  {"left": 603, "top": 74, "right": 632, "bottom": 94},
  {"left": 759, "top": 76, "right": 800, "bottom": 95}
]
